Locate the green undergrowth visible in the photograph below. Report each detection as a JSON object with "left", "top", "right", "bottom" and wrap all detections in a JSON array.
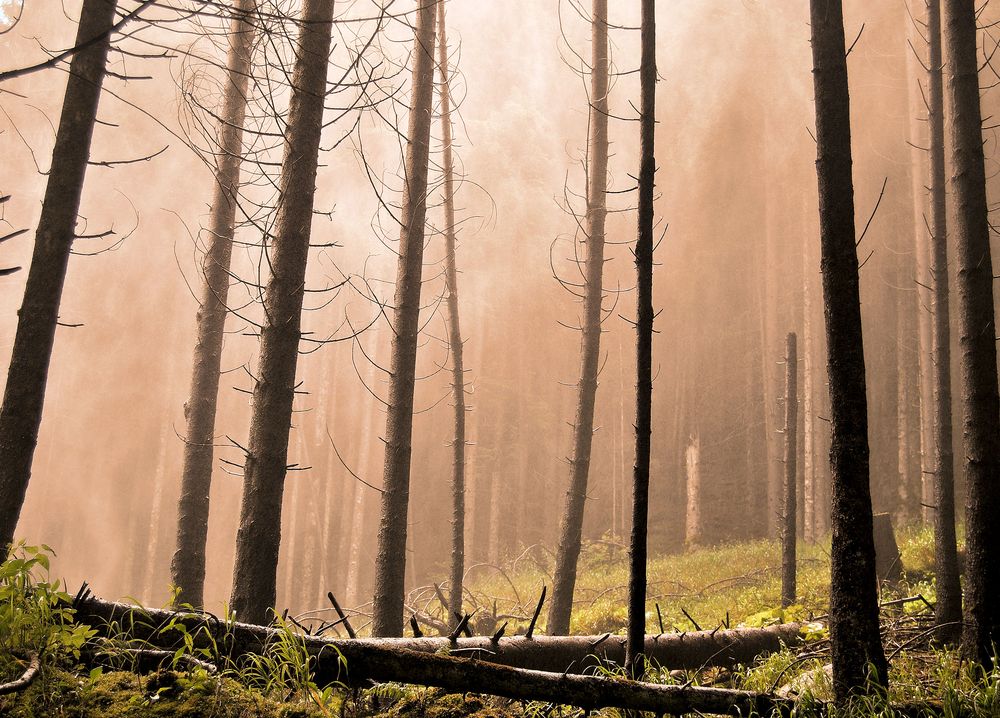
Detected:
[{"left": 2, "top": 525, "right": 984, "bottom": 717}]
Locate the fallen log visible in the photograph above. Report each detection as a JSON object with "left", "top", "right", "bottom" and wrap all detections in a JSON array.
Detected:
[
  {"left": 72, "top": 597, "right": 803, "bottom": 674},
  {"left": 71, "top": 596, "right": 796, "bottom": 716}
]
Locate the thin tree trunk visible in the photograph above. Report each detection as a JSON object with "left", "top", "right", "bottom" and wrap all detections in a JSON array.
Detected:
[
  {"left": 781, "top": 334, "right": 798, "bottom": 608},
  {"left": 228, "top": 0, "right": 334, "bottom": 625},
  {"left": 626, "top": 0, "right": 655, "bottom": 678},
  {"left": 904, "top": 0, "right": 937, "bottom": 527},
  {"left": 684, "top": 435, "right": 702, "bottom": 546},
  {"left": 808, "top": 0, "right": 888, "bottom": 700},
  {"left": 943, "top": 0, "right": 1000, "bottom": 669},
  {"left": 924, "top": 0, "right": 963, "bottom": 644},
  {"left": 371, "top": 0, "right": 438, "bottom": 637},
  {"left": 0, "top": 0, "right": 118, "bottom": 552},
  {"left": 548, "top": 0, "right": 610, "bottom": 638},
  {"left": 171, "top": 0, "right": 256, "bottom": 609},
  {"left": 436, "top": 1, "right": 466, "bottom": 624}
]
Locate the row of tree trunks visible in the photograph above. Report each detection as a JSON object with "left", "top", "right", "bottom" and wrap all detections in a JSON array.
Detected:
[
  {"left": 170, "top": 0, "right": 256, "bottom": 610},
  {"left": 0, "top": 0, "right": 119, "bottom": 551},
  {"left": 71, "top": 597, "right": 804, "bottom": 675},
  {"left": 548, "top": 0, "right": 611, "bottom": 639}
]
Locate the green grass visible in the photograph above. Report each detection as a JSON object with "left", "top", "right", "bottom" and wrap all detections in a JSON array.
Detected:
[{"left": 4, "top": 525, "right": 993, "bottom": 717}]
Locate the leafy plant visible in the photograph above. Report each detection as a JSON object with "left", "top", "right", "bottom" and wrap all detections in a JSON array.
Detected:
[{"left": 0, "top": 542, "right": 95, "bottom": 667}]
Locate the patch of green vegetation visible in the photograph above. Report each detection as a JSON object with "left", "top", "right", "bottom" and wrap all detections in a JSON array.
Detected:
[{"left": 0, "top": 666, "right": 333, "bottom": 718}]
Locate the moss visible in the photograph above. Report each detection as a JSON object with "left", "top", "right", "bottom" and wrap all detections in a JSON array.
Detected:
[{"left": 0, "top": 667, "right": 331, "bottom": 718}]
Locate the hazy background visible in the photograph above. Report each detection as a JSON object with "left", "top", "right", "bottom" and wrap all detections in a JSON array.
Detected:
[{"left": 1, "top": 0, "right": 992, "bottom": 619}]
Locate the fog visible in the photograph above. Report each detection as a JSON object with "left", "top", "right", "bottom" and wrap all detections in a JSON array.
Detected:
[{"left": 1, "top": 0, "right": 991, "bottom": 619}]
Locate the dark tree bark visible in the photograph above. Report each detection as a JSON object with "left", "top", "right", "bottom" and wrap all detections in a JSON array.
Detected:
[
  {"left": 371, "top": 0, "right": 438, "bottom": 638},
  {"left": 943, "top": 0, "right": 1000, "bottom": 669},
  {"left": 548, "top": 0, "right": 610, "bottom": 638},
  {"left": 228, "top": 0, "right": 334, "bottom": 626},
  {"left": 626, "top": 0, "right": 655, "bottom": 679},
  {"left": 0, "top": 0, "right": 118, "bottom": 552},
  {"left": 436, "top": 0, "right": 466, "bottom": 624},
  {"left": 170, "top": 0, "right": 256, "bottom": 610},
  {"left": 807, "top": 0, "right": 888, "bottom": 700},
  {"left": 781, "top": 333, "right": 798, "bottom": 608},
  {"left": 925, "top": 0, "right": 962, "bottom": 644}
]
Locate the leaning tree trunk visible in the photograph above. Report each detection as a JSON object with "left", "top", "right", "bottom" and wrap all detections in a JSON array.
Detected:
[
  {"left": 925, "top": 0, "right": 962, "bottom": 645},
  {"left": 808, "top": 0, "right": 888, "bottom": 701},
  {"left": 943, "top": 0, "right": 1000, "bottom": 669},
  {"left": 170, "top": 0, "right": 256, "bottom": 609},
  {"left": 371, "top": 0, "right": 438, "bottom": 638},
  {"left": 548, "top": 0, "right": 610, "bottom": 638},
  {"left": 626, "top": 0, "right": 655, "bottom": 679},
  {"left": 0, "top": 0, "right": 118, "bottom": 552},
  {"left": 436, "top": 0, "right": 467, "bottom": 624},
  {"left": 781, "top": 333, "right": 798, "bottom": 608},
  {"left": 228, "top": 0, "right": 334, "bottom": 626}
]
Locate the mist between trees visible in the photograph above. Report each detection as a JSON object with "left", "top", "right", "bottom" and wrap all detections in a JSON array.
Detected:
[{"left": 1, "top": 0, "right": 999, "bottom": 689}]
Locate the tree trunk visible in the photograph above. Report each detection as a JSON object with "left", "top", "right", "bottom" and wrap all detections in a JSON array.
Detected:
[
  {"left": 808, "top": 0, "right": 888, "bottom": 700},
  {"left": 170, "top": 0, "right": 256, "bottom": 609},
  {"left": 684, "top": 435, "right": 702, "bottom": 545},
  {"left": 781, "top": 334, "right": 798, "bottom": 608},
  {"left": 943, "top": 0, "right": 1000, "bottom": 669},
  {"left": 924, "top": 0, "right": 962, "bottom": 644},
  {"left": 0, "top": 0, "right": 118, "bottom": 552},
  {"left": 626, "top": 0, "right": 655, "bottom": 678},
  {"left": 228, "top": 0, "right": 334, "bottom": 626},
  {"left": 436, "top": 1, "right": 466, "bottom": 625},
  {"left": 548, "top": 0, "right": 610, "bottom": 638},
  {"left": 371, "top": 0, "right": 438, "bottom": 637}
]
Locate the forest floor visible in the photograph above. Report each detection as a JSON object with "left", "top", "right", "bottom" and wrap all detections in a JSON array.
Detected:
[{"left": 2, "top": 525, "right": 987, "bottom": 718}]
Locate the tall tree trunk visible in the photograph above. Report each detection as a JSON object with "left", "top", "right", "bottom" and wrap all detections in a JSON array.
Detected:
[
  {"left": 0, "top": 0, "right": 118, "bottom": 552},
  {"left": 228, "top": 0, "right": 334, "bottom": 626},
  {"left": 943, "top": 0, "right": 1000, "bottom": 669},
  {"left": 925, "top": 0, "right": 962, "bottom": 644},
  {"left": 548, "top": 0, "right": 610, "bottom": 637},
  {"left": 170, "top": 0, "right": 256, "bottom": 609},
  {"left": 371, "top": 0, "right": 438, "bottom": 638},
  {"left": 436, "top": 0, "right": 467, "bottom": 624},
  {"left": 626, "top": 0, "right": 655, "bottom": 678},
  {"left": 808, "top": 0, "right": 888, "bottom": 700},
  {"left": 781, "top": 334, "right": 798, "bottom": 608}
]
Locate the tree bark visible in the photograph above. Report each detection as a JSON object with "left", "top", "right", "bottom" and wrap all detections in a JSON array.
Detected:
[
  {"left": 808, "top": 0, "right": 888, "bottom": 700},
  {"left": 0, "top": 0, "right": 118, "bottom": 552},
  {"left": 229, "top": 0, "right": 334, "bottom": 626},
  {"left": 548, "top": 0, "right": 610, "bottom": 638},
  {"left": 925, "top": 0, "right": 962, "bottom": 644},
  {"left": 170, "top": 0, "right": 256, "bottom": 610},
  {"left": 435, "top": 1, "right": 466, "bottom": 625},
  {"left": 943, "top": 0, "right": 1000, "bottom": 669},
  {"left": 781, "top": 334, "right": 798, "bottom": 608},
  {"left": 626, "top": 0, "right": 655, "bottom": 678},
  {"left": 371, "top": 0, "right": 438, "bottom": 637}
]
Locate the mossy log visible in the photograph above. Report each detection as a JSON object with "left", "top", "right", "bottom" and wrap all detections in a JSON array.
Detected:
[{"left": 72, "top": 596, "right": 800, "bottom": 716}]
